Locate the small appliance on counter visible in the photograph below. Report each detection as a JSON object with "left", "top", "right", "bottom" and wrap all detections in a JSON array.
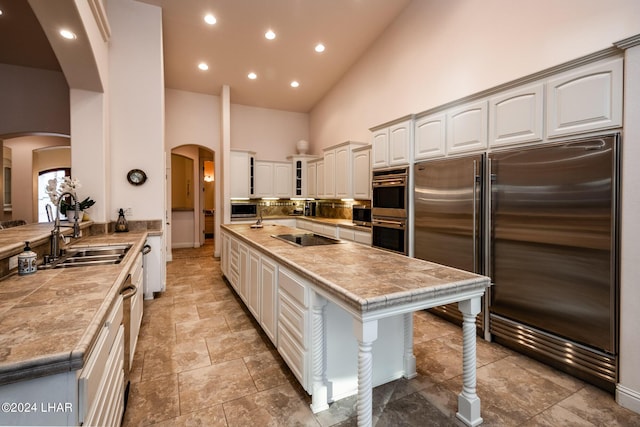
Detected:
[
  {"left": 352, "top": 205, "right": 372, "bottom": 227},
  {"left": 304, "top": 201, "right": 317, "bottom": 217},
  {"left": 231, "top": 202, "right": 258, "bottom": 219}
]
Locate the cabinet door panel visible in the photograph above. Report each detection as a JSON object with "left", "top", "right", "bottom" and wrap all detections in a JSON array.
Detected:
[
  {"left": 274, "top": 162, "right": 292, "bottom": 198},
  {"left": 353, "top": 149, "right": 371, "bottom": 199},
  {"left": 490, "top": 83, "right": 543, "bottom": 147},
  {"left": 447, "top": 100, "right": 488, "bottom": 154},
  {"left": 254, "top": 161, "right": 274, "bottom": 197},
  {"left": 323, "top": 150, "right": 336, "bottom": 198},
  {"left": 260, "top": 257, "right": 278, "bottom": 345},
  {"left": 371, "top": 129, "right": 389, "bottom": 168},
  {"left": 335, "top": 146, "right": 350, "bottom": 198},
  {"left": 307, "top": 162, "right": 317, "bottom": 197},
  {"left": 546, "top": 57, "right": 622, "bottom": 138},
  {"left": 414, "top": 113, "right": 446, "bottom": 160},
  {"left": 388, "top": 121, "right": 410, "bottom": 166}
]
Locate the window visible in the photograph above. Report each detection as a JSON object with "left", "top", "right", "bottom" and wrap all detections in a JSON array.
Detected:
[{"left": 37, "top": 169, "right": 70, "bottom": 222}]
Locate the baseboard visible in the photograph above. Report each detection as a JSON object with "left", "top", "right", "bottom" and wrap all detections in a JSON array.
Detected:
[
  {"left": 617, "top": 384, "right": 640, "bottom": 415},
  {"left": 172, "top": 243, "right": 195, "bottom": 249}
]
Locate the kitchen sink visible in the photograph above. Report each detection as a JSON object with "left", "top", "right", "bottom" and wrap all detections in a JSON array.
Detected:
[{"left": 39, "top": 244, "right": 132, "bottom": 269}]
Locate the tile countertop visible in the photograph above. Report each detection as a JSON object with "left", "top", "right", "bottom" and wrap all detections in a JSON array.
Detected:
[
  {"left": 222, "top": 223, "right": 490, "bottom": 313},
  {"left": 0, "top": 231, "right": 148, "bottom": 386}
]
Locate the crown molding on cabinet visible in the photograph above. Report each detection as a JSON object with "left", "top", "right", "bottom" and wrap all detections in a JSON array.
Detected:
[
  {"left": 614, "top": 33, "right": 640, "bottom": 50},
  {"left": 415, "top": 46, "right": 623, "bottom": 120}
]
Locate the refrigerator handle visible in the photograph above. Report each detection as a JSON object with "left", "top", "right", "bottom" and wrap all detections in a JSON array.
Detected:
[
  {"left": 473, "top": 159, "right": 478, "bottom": 273},
  {"left": 486, "top": 157, "right": 493, "bottom": 279}
]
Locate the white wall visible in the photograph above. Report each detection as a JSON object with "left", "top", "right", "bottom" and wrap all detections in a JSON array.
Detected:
[
  {"left": 230, "top": 103, "right": 309, "bottom": 160},
  {"left": 107, "top": 0, "right": 164, "bottom": 222},
  {"left": 310, "top": 0, "right": 640, "bottom": 150}
]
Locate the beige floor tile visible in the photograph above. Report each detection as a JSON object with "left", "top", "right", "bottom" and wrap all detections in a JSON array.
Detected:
[
  {"left": 222, "top": 382, "right": 318, "bottom": 427},
  {"left": 151, "top": 404, "right": 227, "bottom": 427},
  {"left": 558, "top": 385, "right": 640, "bottom": 427},
  {"left": 122, "top": 374, "right": 180, "bottom": 427},
  {"left": 244, "top": 349, "right": 291, "bottom": 391},
  {"left": 175, "top": 316, "right": 229, "bottom": 343},
  {"left": 141, "top": 338, "right": 211, "bottom": 381},
  {"left": 178, "top": 359, "right": 258, "bottom": 414},
  {"left": 206, "top": 328, "right": 271, "bottom": 364}
]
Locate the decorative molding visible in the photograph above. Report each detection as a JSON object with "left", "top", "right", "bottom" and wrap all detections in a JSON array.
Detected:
[
  {"left": 88, "top": 0, "right": 111, "bottom": 42},
  {"left": 614, "top": 33, "right": 640, "bottom": 50},
  {"left": 616, "top": 384, "right": 640, "bottom": 415},
  {"left": 415, "top": 47, "right": 622, "bottom": 120}
]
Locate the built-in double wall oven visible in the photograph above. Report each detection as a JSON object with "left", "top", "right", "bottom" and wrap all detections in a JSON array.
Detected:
[{"left": 371, "top": 167, "right": 408, "bottom": 255}]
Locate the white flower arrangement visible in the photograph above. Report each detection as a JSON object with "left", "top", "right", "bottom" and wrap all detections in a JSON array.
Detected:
[{"left": 45, "top": 177, "right": 94, "bottom": 215}]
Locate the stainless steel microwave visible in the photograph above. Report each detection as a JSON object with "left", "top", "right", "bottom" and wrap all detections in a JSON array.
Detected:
[
  {"left": 352, "top": 205, "right": 372, "bottom": 227},
  {"left": 231, "top": 203, "right": 257, "bottom": 219}
]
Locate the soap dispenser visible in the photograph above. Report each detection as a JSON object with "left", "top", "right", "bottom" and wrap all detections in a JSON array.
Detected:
[
  {"left": 18, "top": 241, "right": 37, "bottom": 276},
  {"left": 116, "top": 208, "right": 129, "bottom": 232}
]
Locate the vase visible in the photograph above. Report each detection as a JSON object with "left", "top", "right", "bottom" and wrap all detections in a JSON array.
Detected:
[{"left": 296, "top": 139, "right": 309, "bottom": 154}]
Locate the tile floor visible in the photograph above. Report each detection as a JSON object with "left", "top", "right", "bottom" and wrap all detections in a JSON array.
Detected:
[{"left": 122, "top": 241, "right": 640, "bottom": 426}]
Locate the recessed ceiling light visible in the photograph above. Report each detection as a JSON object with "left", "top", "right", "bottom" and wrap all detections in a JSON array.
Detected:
[
  {"left": 198, "top": 62, "right": 209, "bottom": 71},
  {"left": 248, "top": 72, "right": 257, "bottom": 80},
  {"left": 290, "top": 81, "right": 300, "bottom": 88},
  {"left": 315, "top": 43, "right": 325, "bottom": 53},
  {"left": 204, "top": 14, "right": 216, "bottom": 25},
  {"left": 59, "top": 29, "right": 77, "bottom": 40},
  {"left": 0, "top": 9, "right": 4, "bottom": 16},
  {"left": 265, "top": 29, "right": 276, "bottom": 40}
]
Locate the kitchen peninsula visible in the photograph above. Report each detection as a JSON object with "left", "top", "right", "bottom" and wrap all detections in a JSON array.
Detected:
[
  {"left": 221, "top": 223, "right": 491, "bottom": 427},
  {"left": 0, "top": 223, "right": 151, "bottom": 426}
]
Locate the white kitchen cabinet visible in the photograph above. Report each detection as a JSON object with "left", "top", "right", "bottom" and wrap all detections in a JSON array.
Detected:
[
  {"left": 546, "top": 57, "right": 623, "bottom": 138},
  {"left": 323, "top": 148, "right": 336, "bottom": 198},
  {"left": 247, "top": 249, "right": 261, "bottom": 320},
  {"left": 296, "top": 218, "right": 313, "bottom": 231},
  {"left": 352, "top": 146, "right": 371, "bottom": 200},
  {"left": 277, "top": 267, "right": 310, "bottom": 390},
  {"left": 323, "top": 141, "right": 368, "bottom": 199},
  {"left": 414, "top": 112, "right": 446, "bottom": 160},
  {"left": 289, "top": 155, "right": 319, "bottom": 198},
  {"left": 370, "top": 117, "right": 413, "bottom": 169},
  {"left": 238, "top": 244, "right": 250, "bottom": 303},
  {"left": 260, "top": 255, "right": 278, "bottom": 345},
  {"left": 255, "top": 160, "right": 292, "bottom": 198},
  {"left": 490, "top": 83, "right": 544, "bottom": 147},
  {"left": 316, "top": 160, "right": 325, "bottom": 198},
  {"left": 230, "top": 150, "right": 255, "bottom": 199},
  {"left": 129, "top": 253, "right": 144, "bottom": 370},
  {"left": 338, "top": 226, "right": 372, "bottom": 246},
  {"left": 144, "top": 234, "right": 166, "bottom": 299},
  {"left": 446, "top": 99, "right": 488, "bottom": 154},
  {"left": 307, "top": 160, "right": 318, "bottom": 198}
]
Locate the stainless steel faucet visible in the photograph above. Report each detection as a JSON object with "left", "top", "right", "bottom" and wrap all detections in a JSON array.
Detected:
[{"left": 49, "top": 191, "right": 81, "bottom": 260}]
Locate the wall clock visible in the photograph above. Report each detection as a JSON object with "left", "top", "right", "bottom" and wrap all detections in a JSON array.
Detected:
[{"left": 127, "top": 169, "right": 147, "bottom": 186}]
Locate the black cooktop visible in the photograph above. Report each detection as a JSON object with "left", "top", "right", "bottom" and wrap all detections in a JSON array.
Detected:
[{"left": 272, "top": 233, "right": 344, "bottom": 247}]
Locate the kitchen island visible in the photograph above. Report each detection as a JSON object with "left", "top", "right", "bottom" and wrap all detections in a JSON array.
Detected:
[{"left": 221, "top": 223, "right": 491, "bottom": 427}]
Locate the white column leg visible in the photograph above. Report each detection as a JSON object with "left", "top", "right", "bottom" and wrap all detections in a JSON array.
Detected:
[
  {"left": 403, "top": 312, "right": 417, "bottom": 379},
  {"left": 310, "top": 293, "right": 329, "bottom": 413},
  {"left": 456, "top": 297, "right": 483, "bottom": 427},
  {"left": 353, "top": 318, "right": 378, "bottom": 427}
]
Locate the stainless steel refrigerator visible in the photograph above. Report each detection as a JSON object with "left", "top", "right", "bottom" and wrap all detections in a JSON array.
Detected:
[
  {"left": 414, "top": 154, "right": 485, "bottom": 331},
  {"left": 489, "top": 135, "right": 619, "bottom": 392}
]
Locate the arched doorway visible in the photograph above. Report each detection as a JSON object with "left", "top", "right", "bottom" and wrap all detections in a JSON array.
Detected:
[{"left": 168, "top": 145, "right": 215, "bottom": 255}]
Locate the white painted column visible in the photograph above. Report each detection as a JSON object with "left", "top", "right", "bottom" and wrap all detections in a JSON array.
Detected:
[
  {"left": 403, "top": 312, "right": 417, "bottom": 379},
  {"left": 310, "top": 292, "right": 329, "bottom": 413},
  {"left": 353, "top": 318, "right": 378, "bottom": 427},
  {"left": 457, "top": 296, "right": 483, "bottom": 427}
]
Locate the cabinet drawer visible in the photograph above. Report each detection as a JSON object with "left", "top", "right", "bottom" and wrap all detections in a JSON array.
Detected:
[
  {"left": 277, "top": 324, "right": 306, "bottom": 389},
  {"left": 278, "top": 269, "right": 308, "bottom": 307},
  {"left": 131, "top": 253, "right": 143, "bottom": 285},
  {"left": 279, "top": 293, "right": 306, "bottom": 346},
  {"left": 79, "top": 297, "right": 123, "bottom": 426},
  {"left": 338, "top": 228, "right": 355, "bottom": 241}
]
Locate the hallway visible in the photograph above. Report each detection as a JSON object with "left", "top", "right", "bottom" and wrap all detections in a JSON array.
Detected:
[{"left": 122, "top": 242, "right": 640, "bottom": 426}]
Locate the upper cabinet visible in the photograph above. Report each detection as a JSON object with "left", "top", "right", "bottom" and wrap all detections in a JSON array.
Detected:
[
  {"left": 414, "top": 112, "right": 446, "bottom": 160},
  {"left": 352, "top": 145, "right": 371, "bottom": 200},
  {"left": 489, "top": 83, "right": 544, "bottom": 147},
  {"left": 230, "top": 150, "right": 255, "bottom": 199},
  {"left": 446, "top": 100, "right": 488, "bottom": 155},
  {"left": 323, "top": 141, "right": 368, "bottom": 199},
  {"left": 254, "top": 160, "right": 292, "bottom": 198},
  {"left": 546, "top": 57, "right": 623, "bottom": 138},
  {"left": 370, "top": 117, "right": 413, "bottom": 169},
  {"left": 289, "top": 155, "right": 319, "bottom": 198}
]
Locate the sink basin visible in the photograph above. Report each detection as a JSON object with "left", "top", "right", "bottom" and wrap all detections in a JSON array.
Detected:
[{"left": 40, "top": 244, "right": 132, "bottom": 269}]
